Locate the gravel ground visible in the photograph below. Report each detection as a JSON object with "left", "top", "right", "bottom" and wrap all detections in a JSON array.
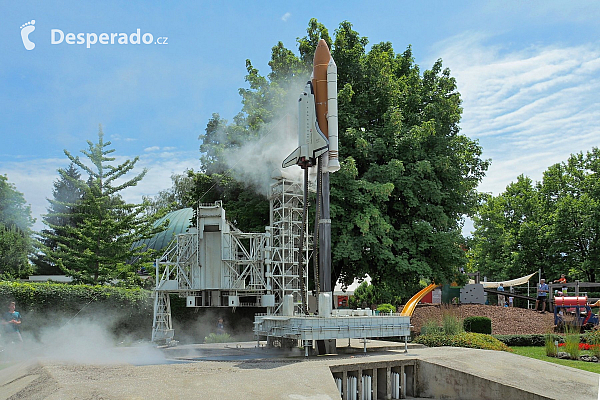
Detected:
[{"left": 410, "top": 304, "right": 556, "bottom": 335}]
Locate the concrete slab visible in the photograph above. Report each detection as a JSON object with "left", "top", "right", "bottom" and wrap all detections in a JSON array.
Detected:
[
  {"left": 39, "top": 361, "right": 341, "bottom": 400},
  {"left": 1, "top": 342, "right": 598, "bottom": 399},
  {"left": 414, "top": 347, "right": 599, "bottom": 400}
]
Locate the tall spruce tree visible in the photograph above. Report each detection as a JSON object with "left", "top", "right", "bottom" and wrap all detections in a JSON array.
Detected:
[
  {"left": 34, "top": 163, "right": 85, "bottom": 275},
  {"left": 41, "top": 127, "right": 162, "bottom": 285}
]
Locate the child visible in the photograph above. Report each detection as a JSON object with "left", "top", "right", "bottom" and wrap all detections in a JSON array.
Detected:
[{"left": 1, "top": 301, "right": 23, "bottom": 343}]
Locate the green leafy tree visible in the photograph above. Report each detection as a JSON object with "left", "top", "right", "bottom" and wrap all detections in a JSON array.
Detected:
[
  {"left": 328, "top": 22, "right": 488, "bottom": 299},
  {"left": 471, "top": 148, "right": 600, "bottom": 283},
  {"left": 0, "top": 225, "right": 32, "bottom": 278},
  {"left": 0, "top": 175, "right": 35, "bottom": 278},
  {"left": 470, "top": 176, "right": 552, "bottom": 280},
  {"left": 40, "top": 127, "right": 163, "bottom": 285},
  {"left": 541, "top": 149, "right": 600, "bottom": 281},
  {"left": 348, "top": 280, "right": 402, "bottom": 309},
  {"left": 196, "top": 20, "right": 489, "bottom": 300}
]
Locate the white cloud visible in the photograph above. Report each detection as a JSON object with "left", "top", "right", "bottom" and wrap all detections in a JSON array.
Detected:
[
  {"left": 144, "top": 146, "right": 160, "bottom": 152},
  {"left": 432, "top": 33, "right": 600, "bottom": 196},
  {"left": 122, "top": 152, "right": 199, "bottom": 202},
  {"left": 281, "top": 12, "right": 291, "bottom": 22}
]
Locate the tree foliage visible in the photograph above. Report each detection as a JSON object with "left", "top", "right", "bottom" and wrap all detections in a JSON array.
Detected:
[
  {"left": 185, "top": 171, "right": 269, "bottom": 233},
  {"left": 471, "top": 148, "right": 600, "bottom": 282},
  {"left": 195, "top": 19, "right": 489, "bottom": 300},
  {"left": 39, "top": 127, "right": 163, "bottom": 285},
  {"left": 34, "top": 163, "right": 85, "bottom": 275},
  {"left": 347, "top": 280, "right": 402, "bottom": 309},
  {"left": 469, "top": 175, "right": 552, "bottom": 280},
  {"left": 0, "top": 174, "right": 35, "bottom": 278}
]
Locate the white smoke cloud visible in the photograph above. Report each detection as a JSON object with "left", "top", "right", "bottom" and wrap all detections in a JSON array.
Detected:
[
  {"left": 2, "top": 316, "right": 166, "bottom": 366},
  {"left": 221, "top": 79, "right": 315, "bottom": 195}
]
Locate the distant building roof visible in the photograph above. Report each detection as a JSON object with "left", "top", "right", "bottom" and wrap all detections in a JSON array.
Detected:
[
  {"left": 134, "top": 208, "right": 194, "bottom": 252},
  {"left": 28, "top": 275, "right": 73, "bottom": 283},
  {"left": 334, "top": 275, "right": 371, "bottom": 296}
]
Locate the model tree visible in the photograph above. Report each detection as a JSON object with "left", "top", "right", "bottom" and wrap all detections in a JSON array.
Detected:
[{"left": 40, "top": 127, "right": 162, "bottom": 285}]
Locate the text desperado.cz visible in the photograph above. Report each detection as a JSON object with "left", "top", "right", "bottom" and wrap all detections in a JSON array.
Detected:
[{"left": 51, "top": 29, "right": 167, "bottom": 48}]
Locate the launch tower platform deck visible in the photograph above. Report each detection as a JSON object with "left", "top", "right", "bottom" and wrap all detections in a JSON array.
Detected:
[{"left": 253, "top": 313, "right": 411, "bottom": 353}]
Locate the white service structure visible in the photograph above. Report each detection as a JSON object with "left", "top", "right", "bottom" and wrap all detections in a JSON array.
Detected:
[{"left": 152, "top": 176, "right": 307, "bottom": 344}]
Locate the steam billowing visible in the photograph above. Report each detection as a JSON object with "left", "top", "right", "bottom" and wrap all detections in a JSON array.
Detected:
[{"left": 220, "top": 78, "right": 317, "bottom": 194}]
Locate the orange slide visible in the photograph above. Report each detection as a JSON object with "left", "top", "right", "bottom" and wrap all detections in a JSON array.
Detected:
[{"left": 400, "top": 283, "right": 440, "bottom": 317}]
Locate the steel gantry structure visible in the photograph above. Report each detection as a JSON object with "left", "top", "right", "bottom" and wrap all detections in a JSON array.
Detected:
[{"left": 152, "top": 177, "right": 309, "bottom": 344}]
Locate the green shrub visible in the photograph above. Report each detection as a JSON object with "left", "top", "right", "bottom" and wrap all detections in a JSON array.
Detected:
[
  {"left": 442, "top": 313, "right": 463, "bottom": 335},
  {"left": 204, "top": 333, "right": 232, "bottom": 343},
  {"left": 413, "top": 332, "right": 511, "bottom": 352},
  {"left": 582, "top": 329, "right": 600, "bottom": 344},
  {"left": 564, "top": 326, "right": 581, "bottom": 360},
  {"left": 494, "top": 334, "right": 563, "bottom": 347},
  {"left": 463, "top": 316, "right": 492, "bottom": 334},
  {"left": 377, "top": 303, "right": 396, "bottom": 314},
  {"left": 583, "top": 329, "right": 600, "bottom": 357},
  {"left": 421, "top": 320, "right": 443, "bottom": 335},
  {"left": 545, "top": 334, "right": 558, "bottom": 357}
]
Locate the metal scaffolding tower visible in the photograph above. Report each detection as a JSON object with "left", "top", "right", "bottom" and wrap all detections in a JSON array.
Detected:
[
  {"left": 151, "top": 180, "right": 310, "bottom": 344},
  {"left": 267, "top": 176, "right": 307, "bottom": 315}
]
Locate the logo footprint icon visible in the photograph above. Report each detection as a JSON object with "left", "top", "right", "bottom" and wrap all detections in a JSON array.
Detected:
[{"left": 20, "top": 20, "right": 36, "bottom": 50}]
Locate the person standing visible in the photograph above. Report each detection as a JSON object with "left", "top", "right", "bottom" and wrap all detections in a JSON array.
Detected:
[
  {"left": 497, "top": 283, "right": 505, "bottom": 307},
  {"left": 535, "top": 279, "right": 549, "bottom": 313},
  {"left": 216, "top": 317, "right": 225, "bottom": 334},
  {"left": 1, "top": 301, "right": 23, "bottom": 343}
]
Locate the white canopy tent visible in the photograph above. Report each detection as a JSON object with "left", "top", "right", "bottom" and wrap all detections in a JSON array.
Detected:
[
  {"left": 334, "top": 275, "right": 371, "bottom": 296},
  {"left": 472, "top": 272, "right": 537, "bottom": 288}
]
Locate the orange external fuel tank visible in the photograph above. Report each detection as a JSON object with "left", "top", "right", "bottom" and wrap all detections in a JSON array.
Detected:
[{"left": 312, "top": 39, "right": 331, "bottom": 138}]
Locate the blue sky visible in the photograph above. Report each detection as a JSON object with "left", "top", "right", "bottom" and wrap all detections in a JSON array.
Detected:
[{"left": 2, "top": 1, "right": 599, "bottom": 233}]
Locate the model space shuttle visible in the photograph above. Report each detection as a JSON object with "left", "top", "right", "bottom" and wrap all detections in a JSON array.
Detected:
[{"left": 282, "top": 39, "right": 340, "bottom": 172}]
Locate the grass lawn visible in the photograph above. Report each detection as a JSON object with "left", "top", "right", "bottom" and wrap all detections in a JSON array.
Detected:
[{"left": 512, "top": 346, "right": 600, "bottom": 374}]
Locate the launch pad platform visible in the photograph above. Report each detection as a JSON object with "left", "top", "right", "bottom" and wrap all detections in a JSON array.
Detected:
[{"left": 253, "top": 313, "right": 411, "bottom": 355}]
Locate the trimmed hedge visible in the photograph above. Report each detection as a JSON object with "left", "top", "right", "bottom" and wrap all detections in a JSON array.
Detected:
[
  {"left": 463, "top": 316, "right": 492, "bottom": 334},
  {"left": 0, "top": 281, "right": 153, "bottom": 339},
  {"left": 493, "top": 334, "right": 564, "bottom": 347},
  {"left": 414, "top": 332, "right": 511, "bottom": 352},
  {"left": 0, "top": 281, "right": 265, "bottom": 343}
]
